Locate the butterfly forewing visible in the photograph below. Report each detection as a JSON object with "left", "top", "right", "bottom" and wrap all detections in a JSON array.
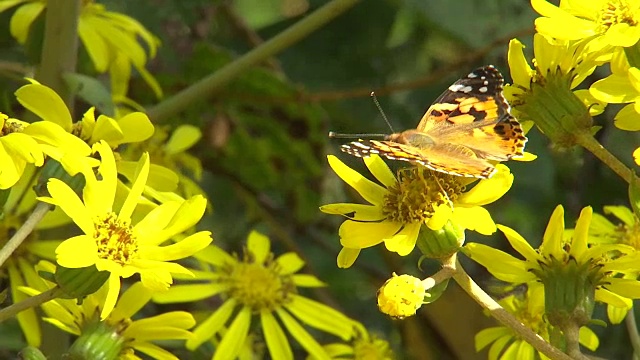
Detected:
[{"left": 337, "top": 65, "right": 527, "bottom": 179}]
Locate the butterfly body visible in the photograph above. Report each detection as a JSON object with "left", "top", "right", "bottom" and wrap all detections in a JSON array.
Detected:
[{"left": 339, "top": 65, "right": 527, "bottom": 179}]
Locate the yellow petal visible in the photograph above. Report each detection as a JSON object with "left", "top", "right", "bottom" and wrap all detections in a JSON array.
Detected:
[
  {"left": 55, "top": 235, "right": 98, "bottom": 268},
  {"left": 507, "top": 38, "right": 533, "bottom": 88},
  {"left": 540, "top": 205, "right": 565, "bottom": 259},
  {"left": 9, "top": 2, "right": 44, "bottom": 44},
  {"left": 614, "top": 103, "right": 640, "bottom": 131},
  {"left": 457, "top": 165, "right": 513, "bottom": 206},
  {"left": 337, "top": 247, "right": 360, "bottom": 268},
  {"left": 363, "top": 155, "right": 396, "bottom": 188},
  {"left": 15, "top": 84, "right": 72, "bottom": 131},
  {"left": 327, "top": 155, "right": 386, "bottom": 206},
  {"left": 339, "top": 220, "right": 401, "bottom": 249},
  {"left": 452, "top": 207, "right": 496, "bottom": 235},
  {"left": 383, "top": 222, "right": 420, "bottom": 256},
  {"left": 118, "top": 112, "right": 155, "bottom": 144}
]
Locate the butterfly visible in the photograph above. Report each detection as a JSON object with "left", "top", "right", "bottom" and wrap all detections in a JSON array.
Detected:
[{"left": 335, "top": 65, "right": 527, "bottom": 179}]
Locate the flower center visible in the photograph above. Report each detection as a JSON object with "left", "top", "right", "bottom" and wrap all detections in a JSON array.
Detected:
[
  {"left": 382, "top": 167, "right": 465, "bottom": 224},
  {"left": 223, "top": 251, "right": 296, "bottom": 311},
  {"left": 617, "top": 220, "right": 640, "bottom": 249},
  {"left": 598, "top": 0, "right": 638, "bottom": 31},
  {"left": 94, "top": 213, "right": 138, "bottom": 265},
  {"left": 1, "top": 118, "right": 25, "bottom": 136}
]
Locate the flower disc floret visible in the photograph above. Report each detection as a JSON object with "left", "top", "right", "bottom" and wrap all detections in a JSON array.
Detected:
[
  {"left": 382, "top": 169, "right": 464, "bottom": 224},
  {"left": 94, "top": 213, "right": 137, "bottom": 265}
]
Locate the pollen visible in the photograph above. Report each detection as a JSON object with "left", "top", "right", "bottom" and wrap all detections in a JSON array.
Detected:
[
  {"left": 221, "top": 251, "right": 296, "bottom": 311},
  {"left": 94, "top": 213, "right": 138, "bottom": 265},
  {"left": 598, "top": 0, "right": 639, "bottom": 30},
  {"left": 381, "top": 167, "right": 465, "bottom": 224}
]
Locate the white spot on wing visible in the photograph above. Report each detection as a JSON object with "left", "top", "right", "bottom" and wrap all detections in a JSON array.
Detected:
[{"left": 449, "top": 84, "right": 473, "bottom": 93}]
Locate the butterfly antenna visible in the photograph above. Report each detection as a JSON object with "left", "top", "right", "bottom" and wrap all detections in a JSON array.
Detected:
[
  {"left": 371, "top": 92, "right": 395, "bottom": 133},
  {"left": 328, "top": 131, "right": 387, "bottom": 139}
]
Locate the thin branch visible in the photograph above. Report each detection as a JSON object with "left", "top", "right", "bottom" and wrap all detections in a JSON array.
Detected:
[
  {"left": 446, "top": 255, "right": 574, "bottom": 360},
  {"left": 0, "top": 203, "right": 50, "bottom": 268},
  {"left": 147, "top": 0, "right": 362, "bottom": 123},
  {"left": 0, "top": 287, "right": 62, "bottom": 323}
]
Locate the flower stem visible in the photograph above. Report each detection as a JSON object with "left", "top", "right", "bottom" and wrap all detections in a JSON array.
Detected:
[
  {"left": 37, "top": 0, "right": 80, "bottom": 107},
  {"left": 0, "top": 203, "right": 50, "bottom": 267},
  {"left": 421, "top": 266, "right": 454, "bottom": 291},
  {"left": 445, "top": 255, "right": 573, "bottom": 360},
  {"left": 625, "top": 308, "right": 640, "bottom": 356},
  {"left": 146, "top": 0, "right": 361, "bottom": 123},
  {"left": 0, "top": 287, "right": 62, "bottom": 323},
  {"left": 576, "top": 133, "right": 633, "bottom": 184}
]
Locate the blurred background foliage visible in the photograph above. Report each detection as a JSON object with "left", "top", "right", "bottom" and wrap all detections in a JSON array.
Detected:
[{"left": 0, "top": 0, "right": 638, "bottom": 358}]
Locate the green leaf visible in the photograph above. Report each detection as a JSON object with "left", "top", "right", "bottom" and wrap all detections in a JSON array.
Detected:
[{"left": 63, "top": 73, "right": 115, "bottom": 116}]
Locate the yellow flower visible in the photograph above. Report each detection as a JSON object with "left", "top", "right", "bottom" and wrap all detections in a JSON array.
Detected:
[
  {"left": 153, "top": 231, "right": 356, "bottom": 360},
  {"left": 0, "top": 114, "right": 44, "bottom": 189},
  {"left": 532, "top": 0, "right": 640, "bottom": 47},
  {"left": 14, "top": 81, "right": 179, "bottom": 192},
  {"left": 321, "top": 155, "right": 513, "bottom": 268},
  {"left": 315, "top": 323, "right": 395, "bottom": 360},
  {"left": 505, "top": 34, "right": 607, "bottom": 144},
  {"left": 1, "top": 79, "right": 96, "bottom": 189},
  {"left": 0, "top": 0, "right": 162, "bottom": 101},
  {"left": 465, "top": 205, "right": 640, "bottom": 328},
  {"left": 38, "top": 141, "right": 212, "bottom": 318},
  {"left": 475, "top": 284, "right": 599, "bottom": 357},
  {"left": 506, "top": 34, "right": 605, "bottom": 113},
  {"left": 377, "top": 273, "right": 426, "bottom": 319},
  {"left": 22, "top": 261, "right": 194, "bottom": 360},
  {"left": 634, "top": 146, "right": 640, "bottom": 165},
  {"left": 590, "top": 57, "right": 640, "bottom": 130},
  {"left": 582, "top": 205, "right": 640, "bottom": 323}
]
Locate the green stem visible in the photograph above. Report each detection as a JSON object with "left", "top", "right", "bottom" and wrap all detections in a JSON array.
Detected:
[
  {"left": 446, "top": 255, "right": 573, "bottom": 360},
  {"left": 0, "top": 203, "right": 50, "bottom": 267},
  {"left": 562, "top": 322, "right": 587, "bottom": 360},
  {"left": 576, "top": 132, "right": 633, "bottom": 184},
  {"left": 421, "top": 266, "right": 454, "bottom": 290},
  {"left": 0, "top": 286, "right": 62, "bottom": 323},
  {"left": 146, "top": 0, "right": 361, "bottom": 123},
  {"left": 626, "top": 308, "right": 640, "bottom": 357},
  {"left": 36, "top": 0, "right": 81, "bottom": 108}
]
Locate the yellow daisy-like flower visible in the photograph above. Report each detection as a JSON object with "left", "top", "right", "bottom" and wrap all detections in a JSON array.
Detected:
[
  {"left": 21, "top": 261, "right": 194, "bottom": 360},
  {"left": 38, "top": 141, "right": 212, "bottom": 319},
  {"left": 153, "top": 231, "right": 356, "bottom": 360},
  {"left": 321, "top": 155, "right": 513, "bottom": 268},
  {"left": 316, "top": 323, "right": 395, "bottom": 360},
  {"left": 475, "top": 284, "right": 599, "bottom": 358},
  {"left": 0, "top": 0, "right": 162, "bottom": 101},
  {"left": 15, "top": 81, "right": 179, "bottom": 192},
  {"left": 506, "top": 33, "right": 605, "bottom": 114},
  {"left": 531, "top": 0, "right": 640, "bottom": 48},
  {"left": 465, "top": 205, "right": 640, "bottom": 328},
  {"left": 0, "top": 82, "right": 93, "bottom": 189}
]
